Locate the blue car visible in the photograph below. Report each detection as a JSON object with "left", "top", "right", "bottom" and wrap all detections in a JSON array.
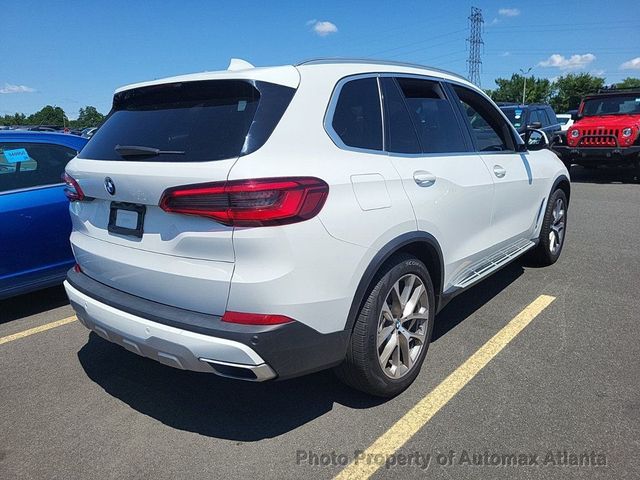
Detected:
[{"left": 0, "top": 131, "right": 88, "bottom": 299}]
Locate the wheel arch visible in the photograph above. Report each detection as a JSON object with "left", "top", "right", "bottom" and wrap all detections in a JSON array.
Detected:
[
  {"left": 344, "top": 231, "right": 444, "bottom": 334},
  {"left": 551, "top": 174, "right": 571, "bottom": 205}
]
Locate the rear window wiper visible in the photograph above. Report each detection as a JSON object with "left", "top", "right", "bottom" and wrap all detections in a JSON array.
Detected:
[{"left": 114, "top": 145, "right": 185, "bottom": 157}]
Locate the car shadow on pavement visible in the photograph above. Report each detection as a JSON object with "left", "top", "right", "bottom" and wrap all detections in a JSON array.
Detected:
[
  {"left": 77, "top": 333, "right": 386, "bottom": 441},
  {"left": 1, "top": 285, "right": 69, "bottom": 324},
  {"left": 569, "top": 165, "right": 639, "bottom": 184},
  {"left": 77, "top": 261, "right": 524, "bottom": 441}
]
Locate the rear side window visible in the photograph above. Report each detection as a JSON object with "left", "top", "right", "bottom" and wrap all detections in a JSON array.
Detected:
[
  {"left": 330, "top": 77, "right": 383, "bottom": 151},
  {"left": 79, "top": 80, "right": 295, "bottom": 162},
  {"left": 395, "top": 78, "right": 468, "bottom": 153},
  {"left": 0, "top": 142, "right": 77, "bottom": 193},
  {"left": 380, "top": 78, "right": 421, "bottom": 154},
  {"left": 452, "top": 85, "right": 516, "bottom": 152}
]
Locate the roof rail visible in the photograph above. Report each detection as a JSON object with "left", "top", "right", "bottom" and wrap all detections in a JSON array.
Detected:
[
  {"left": 597, "top": 86, "right": 640, "bottom": 93},
  {"left": 296, "top": 57, "right": 469, "bottom": 82}
]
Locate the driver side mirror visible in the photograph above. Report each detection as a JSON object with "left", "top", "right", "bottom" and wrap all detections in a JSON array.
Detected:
[{"left": 523, "top": 128, "right": 549, "bottom": 151}]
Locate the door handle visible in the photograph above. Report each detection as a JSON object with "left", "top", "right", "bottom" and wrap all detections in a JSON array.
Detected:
[
  {"left": 413, "top": 171, "right": 436, "bottom": 187},
  {"left": 493, "top": 165, "right": 507, "bottom": 178}
]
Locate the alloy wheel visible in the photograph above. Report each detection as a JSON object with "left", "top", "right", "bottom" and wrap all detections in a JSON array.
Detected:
[
  {"left": 377, "top": 274, "right": 429, "bottom": 379},
  {"left": 549, "top": 198, "right": 566, "bottom": 255}
]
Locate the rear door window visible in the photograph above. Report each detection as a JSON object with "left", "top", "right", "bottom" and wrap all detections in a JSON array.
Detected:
[
  {"left": 395, "top": 78, "right": 469, "bottom": 154},
  {"left": 380, "top": 78, "right": 421, "bottom": 154},
  {"left": 0, "top": 142, "right": 77, "bottom": 193},
  {"left": 79, "top": 80, "right": 295, "bottom": 162},
  {"left": 330, "top": 77, "right": 383, "bottom": 151}
]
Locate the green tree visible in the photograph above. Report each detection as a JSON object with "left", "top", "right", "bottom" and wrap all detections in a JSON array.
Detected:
[
  {"left": 73, "top": 106, "right": 105, "bottom": 129},
  {"left": 1, "top": 112, "right": 27, "bottom": 126},
  {"left": 487, "top": 74, "right": 553, "bottom": 104},
  {"left": 615, "top": 77, "right": 640, "bottom": 89},
  {"left": 550, "top": 73, "right": 605, "bottom": 113},
  {"left": 26, "top": 105, "right": 68, "bottom": 126}
]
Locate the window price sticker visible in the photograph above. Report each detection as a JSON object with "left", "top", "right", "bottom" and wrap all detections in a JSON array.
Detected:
[{"left": 2, "top": 148, "right": 30, "bottom": 163}]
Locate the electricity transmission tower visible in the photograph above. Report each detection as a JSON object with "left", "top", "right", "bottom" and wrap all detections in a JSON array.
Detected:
[{"left": 466, "top": 7, "right": 484, "bottom": 86}]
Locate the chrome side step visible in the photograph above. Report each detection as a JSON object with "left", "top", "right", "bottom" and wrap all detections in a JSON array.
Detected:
[{"left": 452, "top": 239, "right": 535, "bottom": 289}]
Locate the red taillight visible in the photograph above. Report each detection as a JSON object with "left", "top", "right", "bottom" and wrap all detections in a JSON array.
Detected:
[
  {"left": 73, "top": 263, "right": 82, "bottom": 273},
  {"left": 159, "top": 177, "right": 329, "bottom": 227},
  {"left": 222, "top": 311, "right": 294, "bottom": 325},
  {"left": 63, "top": 172, "right": 85, "bottom": 201}
]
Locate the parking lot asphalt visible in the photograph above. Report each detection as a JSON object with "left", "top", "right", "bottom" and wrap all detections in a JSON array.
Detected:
[{"left": 1, "top": 166, "right": 639, "bottom": 480}]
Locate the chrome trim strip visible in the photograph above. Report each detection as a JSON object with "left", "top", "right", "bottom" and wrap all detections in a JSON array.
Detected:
[
  {"left": 323, "top": 71, "right": 522, "bottom": 157},
  {"left": 323, "top": 73, "right": 388, "bottom": 157},
  {"left": 0, "top": 182, "right": 64, "bottom": 196}
]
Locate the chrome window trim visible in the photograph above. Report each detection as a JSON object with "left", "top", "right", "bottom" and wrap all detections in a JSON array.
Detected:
[
  {"left": 324, "top": 71, "right": 524, "bottom": 157},
  {"left": 0, "top": 182, "right": 65, "bottom": 196},
  {"left": 323, "top": 73, "right": 387, "bottom": 156}
]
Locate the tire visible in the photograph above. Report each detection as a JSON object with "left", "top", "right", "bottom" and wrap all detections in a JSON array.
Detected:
[
  {"left": 335, "top": 254, "right": 435, "bottom": 397},
  {"left": 527, "top": 189, "right": 568, "bottom": 266}
]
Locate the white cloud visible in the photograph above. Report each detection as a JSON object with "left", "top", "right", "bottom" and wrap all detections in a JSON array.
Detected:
[
  {"left": 591, "top": 69, "right": 606, "bottom": 77},
  {"left": 498, "top": 8, "right": 520, "bottom": 17},
  {"left": 0, "top": 83, "right": 36, "bottom": 94},
  {"left": 538, "top": 53, "right": 596, "bottom": 70},
  {"left": 620, "top": 57, "right": 640, "bottom": 70},
  {"left": 501, "top": 51, "right": 511, "bottom": 57},
  {"left": 308, "top": 20, "right": 338, "bottom": 36}
]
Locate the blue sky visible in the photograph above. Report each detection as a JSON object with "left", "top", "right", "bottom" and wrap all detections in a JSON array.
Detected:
[{"left": 1, "top": 0, "right": 639, "bottom": 118}]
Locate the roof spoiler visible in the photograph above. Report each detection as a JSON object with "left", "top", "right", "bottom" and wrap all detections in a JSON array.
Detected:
[{"left": 227, "top": 58, "right": 255, "bottom": 71}]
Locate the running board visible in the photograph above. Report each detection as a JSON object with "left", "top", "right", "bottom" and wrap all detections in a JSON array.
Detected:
[{"left": 452, "top": 239, "right": 535, "bottom": 289}]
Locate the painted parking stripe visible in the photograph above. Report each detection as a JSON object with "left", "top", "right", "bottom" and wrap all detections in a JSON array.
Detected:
[
  {"left": 0, "top": 316, "right": 77, "bottom": 345},
  {"left": 334, "top": 294, "right": 556, "bottom": 480}
]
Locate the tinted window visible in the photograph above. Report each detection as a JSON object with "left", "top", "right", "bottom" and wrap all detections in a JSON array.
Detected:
[
  {"left": 540, "top": 109, "right": 551, "bottom": 126},
  {"left": 545, "top": 107, "right": 558, "bottom": 125},
  {"left": 395, "top": 78, "right": 468, "bottom": 154},
  {"left": 331, "top": 77, "right": 383, "bottom": 151},
  {"left": 380, "top": 78, "right": 421, "bottom": 154},
  {"left": 501, "top": 107, "right": 526, "bottom": 128},
  {"left": 80, "top": 80, "right": 295, "bottom": 162},
  {"left": 0, "top": 142, "right": 77, "bottom": 193},
  {"left": 529, "top": 109, "right": 543, "bottom": 125},
  {"left": 452, "top": 85, "right": 515, "bottom": 152}
]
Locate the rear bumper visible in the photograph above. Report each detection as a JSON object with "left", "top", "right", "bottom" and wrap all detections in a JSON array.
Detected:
[
  {"left": 65, "top": 269, "right": 348, "bottom": 381},
  {"left": 553, "top": 145, "right": 640, "bottom": 166}
]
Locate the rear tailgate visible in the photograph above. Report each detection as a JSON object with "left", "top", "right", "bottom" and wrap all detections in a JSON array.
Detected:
[{"left": 65, "top": 73, "right": 298, "bottom": 314}]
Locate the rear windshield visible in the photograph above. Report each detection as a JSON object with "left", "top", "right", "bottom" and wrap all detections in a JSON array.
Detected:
[{"left": 79, "top": 80, "right": 295, "bottom": 162}]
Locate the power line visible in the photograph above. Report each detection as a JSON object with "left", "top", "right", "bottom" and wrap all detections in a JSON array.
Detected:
[{"left": 466, "top": 6, "right": 484, "bottom": 86}]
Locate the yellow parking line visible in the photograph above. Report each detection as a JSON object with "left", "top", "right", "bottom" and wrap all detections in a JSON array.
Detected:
[
  {"left": 0, "top": 316, "right": 77, "bottom": 346},
  {"left": 334, "top": 294, "right": 556, "bottom": 480}
]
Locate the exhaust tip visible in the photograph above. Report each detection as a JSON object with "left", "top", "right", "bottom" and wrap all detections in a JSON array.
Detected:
[{"left": 199, "top": 358, "right": 276, "bottom": 382}]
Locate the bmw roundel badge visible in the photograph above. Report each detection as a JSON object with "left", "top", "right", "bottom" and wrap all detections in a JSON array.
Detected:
[{"left": 104, "top": 177, "right": 116, "bottom": 195}]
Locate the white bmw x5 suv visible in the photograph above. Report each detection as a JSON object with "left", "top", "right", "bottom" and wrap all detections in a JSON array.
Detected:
[{"left": 63, "top": 58, "right": 569, "bottom": 397}]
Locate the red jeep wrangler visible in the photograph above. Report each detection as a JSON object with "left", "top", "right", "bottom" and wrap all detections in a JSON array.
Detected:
[{"left": 554, "top": 87, "right": 640, "bottom": 171}]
